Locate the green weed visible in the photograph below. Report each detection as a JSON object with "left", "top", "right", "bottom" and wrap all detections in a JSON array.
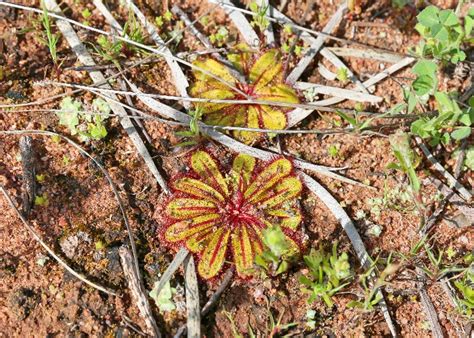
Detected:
[{"left": 299, "top": 242, "right": 352, "bottom": 307}]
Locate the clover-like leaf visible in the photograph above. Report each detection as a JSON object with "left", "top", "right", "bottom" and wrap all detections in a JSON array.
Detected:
[
  {"left": 162, "top": 150, "right": 303, "bottom": 279},
  {"left": 190, "top": 47, "right": 299, "bottom": 144}
]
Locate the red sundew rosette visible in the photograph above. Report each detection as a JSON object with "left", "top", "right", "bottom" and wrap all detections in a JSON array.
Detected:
[
  {"left": 189, "top": 45, "right": 300, "bottom": 145},
  {"left": 160, "top": 149, "right": 304, "bottom": 280}
]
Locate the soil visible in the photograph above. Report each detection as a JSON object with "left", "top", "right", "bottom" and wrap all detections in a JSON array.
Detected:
[{"left": 0, "top": 0, "right": 473, "bottom": 337}]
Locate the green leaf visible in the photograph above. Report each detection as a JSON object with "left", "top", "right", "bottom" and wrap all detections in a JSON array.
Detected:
[
  {"left": 412, "top": 60, "right": 437, "bottom": 77},
  {"left": 149, "top": 281, "right": 176, "bottom": 312},
  {"left": 464, "top": 147, "right": 474, "bottom": 171},
  {"left": 451, "top": 126, "right": 471, "bottom": 140},
  {"left": 412, "top": 75, "right": 435, "bottom": 96},
  {"left": 431, "top": 24, "right": 449, "bottom": 41},
  {"left": 438, "top": 9, "right": 458, "bottom": 27},
  {"left": 417, "top": 6, "right": 440, "bottom": 28},
  {"left": 466, "top": 13, "right": 473, "bottom": 36}
]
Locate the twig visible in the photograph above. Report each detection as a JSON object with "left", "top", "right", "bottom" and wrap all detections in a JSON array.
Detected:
[
  {"left": 287, "top": 2, "right": 347, "bottom": 84},
  {"left": 318, "top": 63, "right": 337, "bottom": 80},
  {"left": 174, "top": 269, "right": 234, "bottom": 337},
  {"left": 327, "top": 47, "right": 403, "bottom": 63},
  {"left": 121, "top": 0, "right": 191, "bottom": 109},
  {"left": 152, "top": 248, "right": 189, "bottom": 299},
  {"left": 287, "top": 57, "right": 416, "bottom": 127},
  {"left": 415, "top": 137, "right": 471, "bottom": 202},
  {"left": 184, "top": 256, "right": 200, "bottom": 338},
  {"left": 214, "top": 0, "right": 260, "bottom": 47},
  {"left": 40, "top": 80, "right": 390, "bottom": 114},
  {"left": 19, "top": 136, "right": 36, "bottom": 217},
  {"left": 295, "top": 82, "right": 382, "bottom": 103},
  {"left": 119, "top": 246, "right": 161, "bottom": 337},
  {"left": 0, "top": 1, "right": 247, "bottom": 99},
  {"left": 119, "top": 78, "right": 153, "bottom": 144},
  {"left": 45, "top": 0, "right": 170, "bottom": 199},
  {"left": 0, "top": 184, "right": 118, "bottom": 296},
  {"left": 417, "top": 268, "right": 444, "bottom": 338}
]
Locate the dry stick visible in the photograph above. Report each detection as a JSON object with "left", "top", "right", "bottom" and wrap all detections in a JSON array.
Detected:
[
  {"left": 41, "top": 80, "right": 391, "bottom": 116},
  {"left": 174, "top": 268, "right": 234, "bottom": 338},
  {"left": 216, "top": 0, "right": 260, "bottom": 47},
  {"left": 211, "top": 0, "right": 410, "bottom": 58},
  {"left": 0, "top": 184, "right": 117, "bottom": 296},
  {"left": 121, "top": 0, "right": 190, "bottom": 109},
  {"left": 183, "top": 256, "right": 201, "bottom": 338},
  {"left": 41, "top": 1, "right": 163, "bottom": 334},
  {"left": 294, "top": 82, "right": 382, "bottom": 103},
  {"left": 151, "top": 248, "right": 189, "bottom": 299},
  {"left": 287, "top": 1, "right": 346, "bottom": 84},
  {"left": 171, "top": 5, "right": 246, "bottom": 84},
  {"left": 287, "top": 57, "right": 415, "bottom": 127},
  {"left": 0, "top": 1, "right": 247, "bottom": 99},
  {"left": 416, "top": 268, "right": 444, "bottom": 338},
  {"left": 120, "top": 246, "right": 161, "bottom": 337},
  {"left": 118, "top": 78, "right": 154, "bottom": 144},
  {"left": 4, "top": 106, "right": 398, "bottom": 136},
  {"left": 19, "top": 136, "right": 36, "bottom": 217},
  {"left": 44, "top": 0, "right": 170, "bottom": 198},
  {"left": 415, "top": 138, "right": 471, "bottom": 202},
  {"left": 424, "top": 177, "right": 473, "bottom": 221},
  {"left": 327, "top": 47, "right": 404, "bottom": 63}
]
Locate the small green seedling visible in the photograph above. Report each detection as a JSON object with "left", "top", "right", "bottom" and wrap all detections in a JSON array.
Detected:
[
  {"left": 388, "top": 132, "right": 421, "bottom": 194},
  {"left": 414, "top": 6, "right": 473, "bottom": 64},
  {"left": 410, "top": 93, "right": 473, "bottom": 146},
  {"left": 347, "top": 256, "right": 397, "bottom": 312},
  {"left": 39, "top": 1, "right": 60, "bottom": 65},
  {"left": 56, "top": 97, "right": 111, "bottom": 142},
  {"left": 249, "top": 1, "right": 270, "bottom": 32},
  {"left": 94, "top": 11, "right": 145, "bottom": 64},
  {"left": 454, "top": 257, "right": 474, "bottom": 319},
  {"left": 209, "top": 26, "right": 229, "bottom": 47},
  {"left": 336, "top": 67, "right": 349, "bottom": 83},
  {"left": 34, "top": 193, "right": 49, "bottom": 207},
  {"left": 149, "top": 280, "right": 177, "bottom": 312},
  {"left": 255, "top": 225, "right": 298, "bottom": 277},
  {"left": 299, "top": 242, "right": 352, "bottom": 307},
  {"left": 175, "top": 107, "right": 204, "bottom": 147}
]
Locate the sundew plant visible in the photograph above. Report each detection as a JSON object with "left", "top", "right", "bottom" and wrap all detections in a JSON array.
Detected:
[
  {"left": 161, "top": 150, "right": 303, "bottom": 279},
  {"left": 190, "top": 46, "right": 300, "bottom": 144}
]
